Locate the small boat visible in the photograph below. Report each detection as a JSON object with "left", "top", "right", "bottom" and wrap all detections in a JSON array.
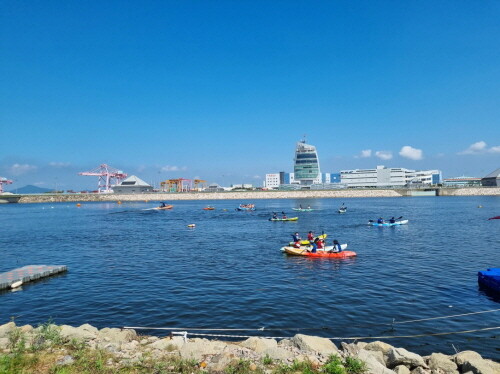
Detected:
[
  {"left": 283, "top": 246, "right": 356, "bottom": 258},
  {"left": 269, "top": 217, "right": 299, "bottom": 221},
  {"left": 144, "top": 205, "right": 174, "bottom": 211},
  {"left": 488, "top": 216, "right": 500, "bottom": 220},
  {"left": 478, "top": 268, "right": 500, "bottom": 293},
  {"left": 203, "top": 206, "right": 215, "bottom": 210},
  {"left": 338, "top": 207, "right": 347, "bottom": 214},
  {"left": 187, "top": 224, "right": 196, "bottom": 228},
  {"left": 368, "top": 219, "right": 408, "bottom": 226},
  {"left": 237, "top": 204, "right": 255, "bottom": 211},
  {"left": 292, "top": 208, "right": 314, "bottom": 212},
  {"left": 281, "top": 243, "right": 347, "bottom": 252}
]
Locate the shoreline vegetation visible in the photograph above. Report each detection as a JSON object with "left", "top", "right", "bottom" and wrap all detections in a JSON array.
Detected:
[
  {"left": 1, "top": 322, "right": 498, "bottom": 373},
  {"left": 9, "top": 187, "right": 500, "bottom": 204}
]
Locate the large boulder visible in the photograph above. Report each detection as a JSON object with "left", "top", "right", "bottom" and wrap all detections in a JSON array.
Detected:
[
  {"left": 262, "top": 347, "right": 295, "bottom": 361},
  {"left": 148, "top": 336, "right": 185, "bottom": 351},
  {"left": 356, "top": 349, "right": 396, "bottom": 374},
  {"left": 386, "top": 347, "right": 427, "bottom": 369},
  {"left": 427, "top": 353, "right": 458, "bottom": 374},
  {"left": 454, "top": 351, "right": 482, "bottom": 367},
  {"left": 393, "top": 365, "right": 411, "bottom": 374},
  {"left": 179, "top": 338, "right": 228, "bottom": 360},
  {"left": 365, "top": 341, "right": 395, "bottom": 355},
  {"left": 454, "top": 351, "right": 500, "bottom": 374},
  {"left": 462, "top": 358, "right": 498, "bottom": 374},
  {"left": 60, "top": 325, "right": 98, "bottom": 341},
  {"left": 98, "top": 328, "right": 136, "bottom": 344},
  {"left": 240, "top": 337, "right": 277, "bottom": 353},
  {"left": 0, "top": 322, "right": 16, "bottom": 339},
  {"left": 290, "top": 334, "right": 340, "bottom": 356}
]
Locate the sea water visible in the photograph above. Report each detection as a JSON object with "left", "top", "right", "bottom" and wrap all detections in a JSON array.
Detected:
[{"left": 1, "top": 196, "right": 499, "bottom": 358}]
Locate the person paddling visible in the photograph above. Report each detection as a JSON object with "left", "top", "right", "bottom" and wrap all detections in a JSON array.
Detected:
[
  {"left": 331, "top": 239, "right": 342, "bottom": 253},
  {"left": 292, "top": 232, "right": 301, "bottom": 242},
  {"left": 377, "top": 217, "right": 384, "bottom": 224},
  {"left": 307, "top": 231, "right": 314, "bottom": 242},
  {"left": 389, "top": 217, "right": 396, "bottom": 224}
]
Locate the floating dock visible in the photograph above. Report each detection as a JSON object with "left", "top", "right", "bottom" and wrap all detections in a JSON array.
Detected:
[{"left": 0, "top": 265, "right": 67, "bottom": 290}]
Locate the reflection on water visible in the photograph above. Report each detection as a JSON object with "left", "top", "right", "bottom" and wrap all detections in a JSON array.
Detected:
[{"left": 0, "top": 196, "right": 499, "bottom": 359}]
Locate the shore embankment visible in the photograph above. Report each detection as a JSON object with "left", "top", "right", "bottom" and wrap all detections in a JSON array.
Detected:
[
  {"left": 1, "top": 322, "right": 498, "bottom": 373},
  {"left": 13, "top": 187, "right": 500, "bottom": 204}
]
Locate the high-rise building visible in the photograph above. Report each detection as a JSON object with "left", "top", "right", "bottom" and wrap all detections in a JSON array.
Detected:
[{"left": 294, "top": 140, "right": 321, "bottom": 185}]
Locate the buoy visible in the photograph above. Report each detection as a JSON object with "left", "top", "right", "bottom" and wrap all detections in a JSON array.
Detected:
[
  {"left": 187, "top": 224, "right": 196, "bottom": 228},
  {"left": 10, "top": 280, "right": 23, "bottom": 289},
  {"left": 478, "top": 205, "right": 483, "bottom": 208},
  {"left": 117, "top": 201, "right": 122, "bottom": 204},
  {"left": 76, "top": 203, "right": 81, "bottom": 207}
]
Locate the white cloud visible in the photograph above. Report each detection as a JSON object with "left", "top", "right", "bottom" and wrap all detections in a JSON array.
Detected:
[
  {"left": 49, "top": 162, "right": 71, "bottom": 168},
  {"left": 355, "top": 149, "right": 372, "bottom": 158},
  {"left": 399, "top": 146, "right": 423, "bottom": 160},
  {"left": 10, "top": 163, "right": 37, "bottom": 175},
  {"left": 252, "top": 175, "right": 261, "bottom": 179},
  {"left": 489, "top": 145, "right": 500, "bottom": 153},
  {"left": 458, "top": 141, "right": 500, "bottom": 155},
  {"left": 375, "top": 151, "right": 393, "bottom": 160},
  {"left": 161, "top": 165, "right": 187, "bottom": 172}
]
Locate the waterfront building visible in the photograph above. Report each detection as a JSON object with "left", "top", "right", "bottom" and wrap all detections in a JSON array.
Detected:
[
  {"left": 340, "top": 166, "right": 442, "bottom": 188},
  {"left": 443, "top": 176, "right": 482, "bottom": 187},
  {"left": 265, "top": 174, "right": 280, "bottom": 189},
  {"left": 481, "top": 168, "right": 500, "bottom": 187},
  {"left": 205, "top": 183, "right": 225, "bottom": 192},
  {"left": 112, "top": 175, "right": 153, "bottom": 194},
  {"left": 294, "top": 140, "right": 322, "bottom": 185}
]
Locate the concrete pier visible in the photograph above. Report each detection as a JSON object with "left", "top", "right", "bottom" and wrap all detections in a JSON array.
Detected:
[{"left": 0, "top": 265, "right": 67, "bottom": 290}]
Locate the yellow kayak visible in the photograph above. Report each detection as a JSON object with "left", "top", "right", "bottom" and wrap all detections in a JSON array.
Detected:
[{"left": 289, "top": 234, "right": 327, "bottom": 246}]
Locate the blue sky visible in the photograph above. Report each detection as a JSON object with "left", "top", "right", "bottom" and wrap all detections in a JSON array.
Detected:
[{"left": 1, "top": 1, "right": 499, "bottom": 190}]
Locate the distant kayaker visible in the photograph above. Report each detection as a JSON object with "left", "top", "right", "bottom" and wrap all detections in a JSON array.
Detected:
[
  {"left": 272, "top": 212, "right": 278, "bottom": 220},
  {"left": 307, "top": 231, "right": 314, "bottom": 242},
  {"left": 377, "top": 217, "right": 384, "bottom": 224},
  {"left": 299, "top": 204, "right": 303, "bottom": 209},
  {"left": 160, "top": 202, "right": 166, "bottom": 208},
  {"left": 389, "top": 217, "right": 396, "bottom": 224},
  {"left": 282, "top": 211, "right": 287, "bottom": 219}
]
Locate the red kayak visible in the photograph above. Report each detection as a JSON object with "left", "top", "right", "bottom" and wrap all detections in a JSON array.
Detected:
[
  {"left": 488, "top": 216, "right": 500, "bottom": 220},
  {"left": 283, "top": 247, "right": 357, "bottom": 258}
]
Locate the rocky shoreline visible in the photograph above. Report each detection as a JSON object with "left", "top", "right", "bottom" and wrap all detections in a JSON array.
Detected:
[
  {"left": 1, "top": 322, "right": 498, "bottom": 373},
  {"left": 11, "top": 187, "right": 500, "bottom": 204}
]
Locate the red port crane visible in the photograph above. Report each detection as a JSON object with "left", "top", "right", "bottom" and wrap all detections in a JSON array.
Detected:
[
  {"left": 0, "top": 177, "right": 13, "bottom": 193},
  {"left": 78, "top": 164, "right": 127, "bottom": 193}
]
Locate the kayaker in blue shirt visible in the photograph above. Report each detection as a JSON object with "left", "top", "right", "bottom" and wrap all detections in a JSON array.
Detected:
[
  {"left": 389, "top": 217, "right": 396, "bottom": 224},
  {"left": 332, "top": 239, "right": 342, "bottom": 253},
  {"left": 377, "top": 217, "right": 384, "bottom": 224},
  {"left": 291, "top": 232, "right": 301, "bottom": 242},
  {"left": 272, "top": 212, "right": 278, "bottom": 220}
]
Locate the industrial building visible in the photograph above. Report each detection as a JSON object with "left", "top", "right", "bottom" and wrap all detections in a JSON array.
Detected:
[
  {"left": 112, "top": 175, "right": 153, "bottom": 194},
  {"left": 481, "top": 168, "right": 500, "bottom": 187}
]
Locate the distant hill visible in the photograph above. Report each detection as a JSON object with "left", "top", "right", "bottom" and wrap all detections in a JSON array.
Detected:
[{"left": 8, "top": 185, "right": 54, "bottom": 194}]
